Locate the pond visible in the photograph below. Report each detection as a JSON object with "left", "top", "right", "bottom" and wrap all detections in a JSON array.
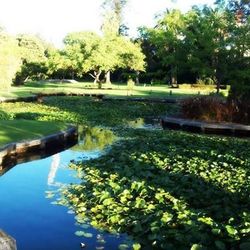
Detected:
[{"left": 0, "top": 127, "right": 129, "bottom": 250}]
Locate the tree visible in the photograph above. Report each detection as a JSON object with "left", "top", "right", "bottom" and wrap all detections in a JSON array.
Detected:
[
  {"left": 0, "top": 30, "right": 21, "bottom": 90},
  {"left": 102, "top": 0, "right": 128, "bottom": 35},
  {"left": 183, "top": 6, "right": 234, "bottom": 92},
  {"left": 142, "top": 10, "right": 186, "bottom": 85},
  {"left": 63, "top": 31, "right": 145, "bottom": 84},
  {"left": 101, "top": 0, "right": 129, "bottom": 83},
  {"left": 14, "top": 34, "right": 47, "bottom": 84}
]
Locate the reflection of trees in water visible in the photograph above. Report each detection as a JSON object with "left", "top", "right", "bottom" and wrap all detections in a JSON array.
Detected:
[
  {"left": 47, "top": 153, "right": 60, "bottom": 186},
  {"left": 72, "top": 126, "right": 116, "bottom": 152}
]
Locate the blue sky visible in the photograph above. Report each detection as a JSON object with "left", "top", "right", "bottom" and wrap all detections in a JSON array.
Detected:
[{"left": 0, "top": 0, "right": 215, "bottom": 47}]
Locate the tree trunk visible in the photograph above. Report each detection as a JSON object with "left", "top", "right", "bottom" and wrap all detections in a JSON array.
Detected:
[
  {"left": 171, "top": 65, "right": 177, "bottom": 86},
  {"left": 105, "top": 71, "right": 111, "bottom": 84},
  {"left": 216, "top": 80, "right": 220, "bottom": 94},
  {"left": 135, "top": 71, "right": 140, "bottom": 85},
  {"left": 90, "top": 70, "right": 102, "bottom": 84}
]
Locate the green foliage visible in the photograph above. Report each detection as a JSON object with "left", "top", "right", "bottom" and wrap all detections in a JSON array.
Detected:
[
  {"left": 0, "top": 110, "right": 14, "bottom": 120},
  {"left": 63, "top": 31, "right": 145, "bottom": 83},
  {"left": 228, "top": 83, "right": 250, "bottom": 124},
  {"left": 14, "top": 34, "right": 47, "bottom": 85},
  {"left": 139, "top": 3, "right": 249, "bottom": 89},
  {"left": 56, "top": 129, "right": 250, "bottom": 249},
  {"left": 0, "top": 30, "right": 21, "bottom": 90},
  {"left": 0, "top": 96, "right": 173, "bottom": 127}
]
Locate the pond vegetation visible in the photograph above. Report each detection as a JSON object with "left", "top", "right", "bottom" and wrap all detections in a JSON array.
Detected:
[{"left": 1, "top": 96, "right": 249, "bottom": 249}]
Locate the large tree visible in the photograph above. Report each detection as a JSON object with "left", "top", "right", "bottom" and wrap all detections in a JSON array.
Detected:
[
  {"left": 63, "top": 31, "right": 145, "bottom": 84},
  {"left": 141, "top": 10, "right": 187, "bottom": 85}
]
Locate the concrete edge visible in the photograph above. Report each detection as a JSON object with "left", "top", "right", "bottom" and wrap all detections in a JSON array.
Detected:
[
  {"left": 0, "top": 95, "right": 37, "bottom": 103},
  {"left": 0, "top": 229, "right": 17, "bottom": 250},
  {"left": 161, "top": 116, "right": 250, "bottom": 137},
  {"left": 0, "top": 125, "right": 78, "bottom": 168},
  {"left": 0, "top": 94, "right": 179, "bottom": 104}
]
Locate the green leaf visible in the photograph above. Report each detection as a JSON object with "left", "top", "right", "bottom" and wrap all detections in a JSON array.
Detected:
[
  {"left": 215, "top": 241, "right": 226, "bottom": 250},
  {"left": 119, "top": 244, "right": 129, "bottom": 250},
  {"left": 225, "top": 225, "right": 238, "bottom": 236},
  {"left": 133, "top": 243, "right": 141, "bottom": 250},
  {"left": 75, "top": 231, "right": 93, "bottom": 238},
  {"left": 75, "top": 231, "right": 85, "bottom": 237},
  {"left": 240, "top": 242, "right": 250, "bottom": 250},
  {"left": 191, "top": 244, "right": 204, "bottom": 250}
]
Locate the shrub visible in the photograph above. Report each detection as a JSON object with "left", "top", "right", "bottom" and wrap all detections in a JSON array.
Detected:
[
  {"left": 180, "top": 96, "right": 233, "bottom": 122},
  {"left": 0, "top": 109, "right": 14, "bottom": 120},
  {"left": 228, "top": 83, "right": 250, "bottom": 124}
]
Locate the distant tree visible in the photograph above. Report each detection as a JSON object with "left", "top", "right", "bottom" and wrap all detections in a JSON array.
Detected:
[
  {"left": 63, "top": 31, "right": 145, "bottom": 84},
  {"left": 101, "top": 0, "right": 129, "bottom": 83},
  {"left": 142, "top": 10, "right": 186, "bottom": 86},
  {"left": 14, "top": 34, "right": 47, "bottom": 84},
  {"left": 0, "top": 30, "right": 21, "bottom": 90},
  {"left": 102, "top": 0, "right": 128, "bottom": 35},
  {"left": 184, "top": 7, "right": 234, "bottom": 92}
]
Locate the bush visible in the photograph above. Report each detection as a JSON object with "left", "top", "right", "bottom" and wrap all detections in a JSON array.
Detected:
[
  {"left": 181, "top": 96, "right": 233, "bottom": 122},
  {"left": 228, "top": 83, "right": 250, "bottom": 124},
  {"left": 178, "top": 83, "right": 216, "bottom": 91},
  {"left": 0, "top": 109, "right": 14, "bottom": 120}
]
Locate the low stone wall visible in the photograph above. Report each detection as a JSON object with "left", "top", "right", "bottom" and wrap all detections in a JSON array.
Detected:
[
  {"left": 36, "top": 93, "right": 104, "bottom": 99},
  {"left": 0, "top": 126, "right": 78, "bottom": 174},
  {"left": 161, "top": 116, "right": 250, "bottom": 137},
  {"left": 0, "top": 230, "right": 16, "bottom": 250},
  {"left": 103, "top": 97, "right": 178, "bottom": 104},
  {"left": 0, "top": 96, "right": 37, "bottom": 103}
]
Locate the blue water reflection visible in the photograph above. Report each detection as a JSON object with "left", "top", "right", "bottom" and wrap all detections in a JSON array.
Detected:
[{"left": 0, "top": 148, "right": 126, "bottom": 250}]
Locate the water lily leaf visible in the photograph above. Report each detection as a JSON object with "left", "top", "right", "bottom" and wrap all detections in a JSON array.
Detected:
[
  {"left": 215, "top": 240, "right": 226, "bottom": 250},
  {"left": 132, "top": 243, "right": 141, "bottom": 250},
  {"left": 225, "top": 225, "right": 238, "bottom": 235},
  {"left": 118, "top": 244, "right": 129, "bottom": 250},
  {"left": 240, "top": 242, "right": 250, "bottom": 250}
]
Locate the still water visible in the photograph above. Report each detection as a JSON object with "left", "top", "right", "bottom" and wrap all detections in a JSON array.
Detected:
[{"left": 0, "top": 131, "right": 127, "bottom": 250}]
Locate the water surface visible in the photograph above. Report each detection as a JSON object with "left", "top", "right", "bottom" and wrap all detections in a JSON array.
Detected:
[{"left": 0, "top": 128, "right": 127, "bottom": 250}]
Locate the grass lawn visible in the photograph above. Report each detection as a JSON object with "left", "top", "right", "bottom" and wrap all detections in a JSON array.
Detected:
[
  {"left": 0, "top": 120, "right": 67, "bottom": 147},
  {"left": 0, "top": 81, "right": 228, "bottom": 99}
]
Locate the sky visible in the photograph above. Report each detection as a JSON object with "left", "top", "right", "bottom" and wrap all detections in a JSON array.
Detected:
[{"left": 0, "top": 0, "right": 215, "bottom": 47}]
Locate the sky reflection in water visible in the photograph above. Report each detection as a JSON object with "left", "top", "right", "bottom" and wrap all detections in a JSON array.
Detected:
[{"left": 0, "top": 130, "right": 127, "bottom": 250}]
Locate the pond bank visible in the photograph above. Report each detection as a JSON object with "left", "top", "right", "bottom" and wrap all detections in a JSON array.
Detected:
[
  {"left": 0, "top": 126, "right": 78, "bottom": 176},
  {"left": 0, "top": 94, "right": 179, "bottom": 104},
  {"left": 161, "top": 116, "right": 250, "bottom": 137},
  {"left": 0, "top": 230, "right": 16, "bottom": 250}
]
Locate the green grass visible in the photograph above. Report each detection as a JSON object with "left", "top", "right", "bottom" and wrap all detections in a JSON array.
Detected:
[
  {"left": 0, "top": 81, "right": 228, "bottom": 99},
  {"left": 0, "top": 120, "right": 67, "bottom": 147}
]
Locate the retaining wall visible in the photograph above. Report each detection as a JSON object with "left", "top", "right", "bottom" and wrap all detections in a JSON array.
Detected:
[
  {"left": 0, "top": 126, "right": 78, "bottom": 175},
  {"left": 161, "top": 117, "right": 250, "bottom": 137},
  {"left": 0, "top": 230, "right": 16, "bottom": 250}
]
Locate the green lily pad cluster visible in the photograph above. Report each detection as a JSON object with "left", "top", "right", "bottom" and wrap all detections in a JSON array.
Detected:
[
  {"left": 0, "top": 97, "right": 174, "bottom": 127},
  {"left": 56, "top": 129, "right": 250, "bottom": 250}
]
